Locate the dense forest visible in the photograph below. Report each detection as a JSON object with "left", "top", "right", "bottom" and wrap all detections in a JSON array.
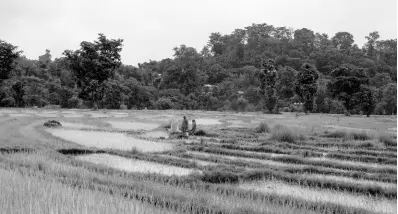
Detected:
[{"left": 0, "top": 23, "right": 396, "bottom": 115}]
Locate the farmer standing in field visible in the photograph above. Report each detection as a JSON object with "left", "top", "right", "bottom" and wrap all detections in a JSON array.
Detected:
[{"left": 181, "top": 116, "right": 189, "bottom": 135}]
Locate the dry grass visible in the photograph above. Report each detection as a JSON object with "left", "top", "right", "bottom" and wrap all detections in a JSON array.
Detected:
[
  {"left": 240, "top": 180, "right": 397, "bottom": 214},
  {"left": 324, "top": 130, "right": 373, "bottom": 141},
  {"left": 77, "top": 153, "right": 197, "bottom": 176},
  {"left": 379, "top": 133, "right": 397, "bottom": 147},
  {"left": 256, "top": 121, "right": 271, "bottom": 133},
  {"left": 0, "top": 168, "right": 172, "bottom": 214},
  {"left": 1, "top": 109, "right": 396, "bottom": 214},
  {"left": 270, "top": 124, "right": 306, "bottom": 143}
]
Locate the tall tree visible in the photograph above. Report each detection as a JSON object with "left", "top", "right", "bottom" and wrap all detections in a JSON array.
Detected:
[
  {"left": 382, "top": 83, "right": 397, "bottom": 115},
  {"left": 294, "top": 28, "right": 315, "bottom": 54},
  {"left": 364, "top": 31, "right": 380, "bottom": 57},
  {"left": 328, "top": 66, "right": 368, "bottom": 114},
  {"left": 294, "top": 63, "right": 319, "bottom": 113},
  {"left": 63, "top": 34, "right": 123, "bottom": 109},
  {"left": 262, "top": 59, "right": 278, "bottom": 113},
  {"left": 0, "top": 40, "right": 22, "bottom": 81},
  {"left": 332, "top": 32, "right": 354, "bottom": 50},
  {"left": 358, "top": 85, "right": 376, "bottom": 117}
]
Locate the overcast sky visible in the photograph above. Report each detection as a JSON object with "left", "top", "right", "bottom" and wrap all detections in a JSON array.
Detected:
[{"left": 0, "top": 0, "right": 396, "bottom": 66}]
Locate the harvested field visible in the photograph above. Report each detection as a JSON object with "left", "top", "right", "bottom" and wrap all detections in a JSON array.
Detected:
[
  {"left": 0, "top": 109, "right": 396, "bottom": 214},
  {"left": 77, "top": 153, "right": 196, "bottom": 176}
]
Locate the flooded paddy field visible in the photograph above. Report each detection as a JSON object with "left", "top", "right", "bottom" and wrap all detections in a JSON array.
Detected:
[{"left": 0, "top": 108, "right": 396, "bottom": 214}]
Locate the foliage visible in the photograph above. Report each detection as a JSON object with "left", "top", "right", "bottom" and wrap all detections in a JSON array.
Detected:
[
  {"left": 358, "top": 85, "right": 376, "bottom": 117},
  {"left": 294, "top": 63, "right": 319, "bottom": 113},
  {"left": 328, "top": 67, "right": 369, "bottom": 113},
  {"left": 0, "top": 40, "right": 22, "bottom": 81},
  {"left": 0, "top": 24, "right": 396, "bottom": 114},
  {"left": 261, "top": 59, "right": 278, "bottom": 113},
  {"left": 63, "top": 34, "right": 123, "bottom": 108}
]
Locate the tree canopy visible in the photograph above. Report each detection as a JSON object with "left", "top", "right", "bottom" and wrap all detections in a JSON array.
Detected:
[{"left": 0, "top": 23, "right": 396, "bottom": 116}]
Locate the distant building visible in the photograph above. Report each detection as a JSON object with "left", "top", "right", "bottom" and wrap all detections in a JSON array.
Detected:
[{"left": 201, "top": 84, "right": 215, "bottom": 93}]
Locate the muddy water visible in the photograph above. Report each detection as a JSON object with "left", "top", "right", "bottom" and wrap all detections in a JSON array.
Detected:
[
  {"left": 141, "top": 130, "right": 169, "bottom": 139},
  {"left": 46, "top": 129, "right": 174, "bottom": 152},
  {"left": 195, "top": 118, "right": 222, "bottom": 125},
  {"left": 107, "top": 121, "right": 160, "bottom": 131}
]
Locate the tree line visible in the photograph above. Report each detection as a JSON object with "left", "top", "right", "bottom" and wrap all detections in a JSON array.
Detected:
[{"left": 0, "top": 23, "right": 396, "bottom": 116}]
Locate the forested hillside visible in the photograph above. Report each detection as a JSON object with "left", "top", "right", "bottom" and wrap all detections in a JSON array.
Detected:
[{"left": 0, "top": 23, "right": 396, "bottom": 115}]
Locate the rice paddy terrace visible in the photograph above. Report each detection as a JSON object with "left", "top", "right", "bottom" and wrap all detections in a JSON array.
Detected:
[{"left": 0, "top": 108, "right": 396, "bottom": 214}]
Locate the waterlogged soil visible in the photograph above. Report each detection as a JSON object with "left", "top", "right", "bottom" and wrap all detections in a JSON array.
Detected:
[
  {"left": 141, "top": 131, "right": 169, "bottom": 139},
  {"left": 240, "top": 180, "right": 397, "bottom": 214},
  {"left": 107, "top": 121, "right": 160, "bottom": 131},
  {"left": 34, "top": 113, "right": 59, "bottom": 118},
  {"left": 187, "top": 151, "right": 303, "bottom": 168},
  {"left": 7, "top": 113, "right": 33, "bottom": 117},
  {"left": 77, "top": 153, "right": 195, "bottom": 176},
  {"left": 90, "top": 113, "right": 110, "bottom": 118},
  {"left": 62, "top": 114, "right": 85, "bottom": 118},
  {"left": 195, "top": 118, "right": 223, "bottom": 125},
  {"left": 60, "top": 122, "right": 95, "bottom": 129},
  {"left": 46, "top": 129, "right": 174, "bottom": 152}
]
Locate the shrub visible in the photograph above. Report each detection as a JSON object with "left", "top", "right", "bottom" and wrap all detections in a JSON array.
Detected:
[
  {"left": 270, "top": 124, "right": 305, "bottom": 143},
  {"left": 68, "top": 96, "right": 82, "bottom": 108},
  {"left": 324, "top": 130, "right": 348, "bottom": 138},
  {"left": 194, "top": 129, "right": 207, "bottom": 136},
  {"left": 155, "top": 97, "right": 175, "bottom": 110},
  {"left": 256, "top": 122, "right": 271, "bottom": 133},
  {"left": 120, "top": 104, "right": 127, "bottom": 109},
  {"left": 43, "top": 120, "right": 62, "bottom": 128},
  {"left": 351, "top": 131, "right": 372, "bottom": 141},
  {"left": 193, "top": 129, "right": 218, "bottom": 137},
  {"left": 324, "top": 130, "right": 372, "bottom": 141},
  {"left": 379, "top": 134, "right": 397, "bottom": 147},
  {"left": 1, "top": 97, "right": 15, "bottom": 107},
  {"left": 201, "top": 170, "right": 239, "bottom": 184}
]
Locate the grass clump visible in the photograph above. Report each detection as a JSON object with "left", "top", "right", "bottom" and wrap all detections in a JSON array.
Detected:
[
  {"left": 379, "top": 134, "right": 397, "bottom": 147},
  {"left": 193, "top": 129, "right": 218, "bottom": 137},
  {"left": 351, "top": 131, "right": 372, "bottom": 141},
  {"left": 201, "top": 170, "right": 239, "bottom": 184},
  {"left": 324, "top": 130, "right": 347, "bottom": 138},
  {"left": 270, "top": 124, "right": 306, "bottom": 143},
  {"left": 256, "top": 122, "right": 271, "bottom": 133},
  {"left": 324, "top": 130, "right": 372, "bottom": 141}
]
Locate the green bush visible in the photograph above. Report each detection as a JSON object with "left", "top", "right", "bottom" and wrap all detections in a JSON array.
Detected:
[
  {"left": 1, "top": 97, "right": 15, "bottom": 107},
  {"left": 67, "top": 96, "right": 82, "bottom": 108},
  {"left": 155, "top": 97, "right": 175, "bottom": 110}
]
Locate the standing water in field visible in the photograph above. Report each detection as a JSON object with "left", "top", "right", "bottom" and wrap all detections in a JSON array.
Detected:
[
  {"left": 195, "top": 118, "right": 222, "bottom": 125},
  {"left": 46, "top": 129, "right": 174, "bottom": 152},
  {"left": 107, "top": 121, "right": 159, "bottom": 131}
]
